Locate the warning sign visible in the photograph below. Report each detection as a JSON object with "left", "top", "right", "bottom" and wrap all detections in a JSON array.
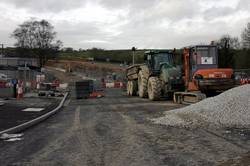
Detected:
[{"left": 201, "top": 57, "right": 213, "bottom": 64}]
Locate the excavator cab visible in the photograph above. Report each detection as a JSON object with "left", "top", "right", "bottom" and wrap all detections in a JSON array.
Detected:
[
  {"left": 189, "top": 46, "right": 218, "bottom": 79},
  {"left": 186, "top": 45, "right": 234, "bottom": 92},
  {"left": 174, "top": 45, "right": 235, "bottom": 104}
]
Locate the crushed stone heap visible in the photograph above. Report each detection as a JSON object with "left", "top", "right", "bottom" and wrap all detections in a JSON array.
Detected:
[{"left": 153, "top": 84, "right": 250, "bottom": 128}]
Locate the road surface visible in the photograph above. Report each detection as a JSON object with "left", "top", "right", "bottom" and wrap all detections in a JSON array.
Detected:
[{"left": 0, "top": 88, "right": 250, "bottom": 166}]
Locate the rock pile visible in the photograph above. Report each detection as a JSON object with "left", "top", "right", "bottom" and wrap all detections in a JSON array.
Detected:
[{"left": 153, "top": 84, "right": 250, "bottom": 128}]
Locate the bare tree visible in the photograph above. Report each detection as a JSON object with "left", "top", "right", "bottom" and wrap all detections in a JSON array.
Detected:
[
  {"left": 216, "top": 35, "right": 240, "bottom": 50},
  {"left": 12, "top": 19, "right": 62, "bottom": 67},
  {"left": 215, "top": 35, "right": 240, "bottom": 68},
  {"left": 241, "top": 22, "right": 250, "bottom": 49}
]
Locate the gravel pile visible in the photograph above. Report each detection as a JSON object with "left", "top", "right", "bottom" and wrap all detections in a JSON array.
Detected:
[{"left": 153, "top": 84, "right": 250, "bottom": 128}]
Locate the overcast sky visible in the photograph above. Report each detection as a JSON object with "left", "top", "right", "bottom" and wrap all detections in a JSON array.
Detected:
[{"left": 0, "top": 0, "right": 249, "bottom": 49}]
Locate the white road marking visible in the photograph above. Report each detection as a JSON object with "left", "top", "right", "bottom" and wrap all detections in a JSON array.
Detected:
[
  {"left": 22, "top": 108, "right": 44, "bottom": 112},
  {"left": 73, "top": 106, "right": 81, "bottom": 129}
]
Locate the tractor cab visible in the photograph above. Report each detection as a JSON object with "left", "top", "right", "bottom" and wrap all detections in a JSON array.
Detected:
[{"left": 144, "top": 51, "right": 175, "bottom": 75}]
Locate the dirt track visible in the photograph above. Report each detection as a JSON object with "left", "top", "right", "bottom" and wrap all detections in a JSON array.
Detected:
[{"left": 0, "top": 87, "right": 250, "bottom": 166}]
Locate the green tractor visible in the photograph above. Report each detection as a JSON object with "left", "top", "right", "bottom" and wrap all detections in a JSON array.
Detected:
[{"left": 126, "top": 50, "right": 184, "bottom": 100}]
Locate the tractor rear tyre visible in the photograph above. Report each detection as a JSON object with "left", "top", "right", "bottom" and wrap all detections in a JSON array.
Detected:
[
  {"left": 148, "top": 77, "right": 161, "bottom": 101},
  {"left": 131, "top": 80, "right": 138, "bottom": 96},
  {"left": 127, "top": 80, "right": 137, "bottom": 96},
  {"left": 127, "top": 81, "right": 132, "bottom": 96},
  {"left": 138, "top": 70, "right": 148, "bottom": 98}
]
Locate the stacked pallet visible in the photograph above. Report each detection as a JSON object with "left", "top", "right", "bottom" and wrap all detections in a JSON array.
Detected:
[{"left": 75, "top": 80, "right": 94, "bottom": 99}]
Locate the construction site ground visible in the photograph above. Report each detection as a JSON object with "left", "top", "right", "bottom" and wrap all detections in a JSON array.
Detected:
[
  {"left": 0, "top": 87, "right": 250, "bottom": 165},
  {"left": 1, "top": 68, "right": 250, "bottom": 166}
]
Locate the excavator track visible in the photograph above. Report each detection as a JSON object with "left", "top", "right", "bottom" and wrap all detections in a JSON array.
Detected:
[{"left": 173, "top": 92, "right": 206, "bottom": 104}]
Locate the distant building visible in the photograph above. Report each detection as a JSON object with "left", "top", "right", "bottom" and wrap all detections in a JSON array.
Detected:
[{"left": 0, "top": 57, "right": 39, "bottom": 67}]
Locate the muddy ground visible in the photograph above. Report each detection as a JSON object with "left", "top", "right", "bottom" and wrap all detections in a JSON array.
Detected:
[
  {"left": 0, "top": 88, "right": 250, "bottom": 166},
  {"left": 0, "top": 69, "right": 250, "bottom": 166}
]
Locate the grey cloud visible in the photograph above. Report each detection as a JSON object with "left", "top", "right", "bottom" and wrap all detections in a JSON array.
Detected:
[
  {"left": 1, "top": 0, "right": 87, "bottom": 13},
  {"left": 106, "top": 5, "right": 250, "bottom": 49},
  {"left": 203, "top": 7, "right": 235, "bottom": 20},
  {"left": 99, "top": 0, "right": 158, "bottom": 10},
  {"left": 100, "top": 0, "right": 198, "bottom": 23},
  {"left": 54, "top": 21, "right": 114, "bottom": 48},
  {"left": 0, "top": 0, "right": 250, "bottom": 49},
  {"left": 237, "top": 0, "right": 250, "bottom": 10},
  {"left": 113, "top": 0, "right": 199, "bottom": 40}
]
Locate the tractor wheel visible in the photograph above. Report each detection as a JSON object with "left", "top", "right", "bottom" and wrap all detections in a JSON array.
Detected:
[
  {"left": 148, "top": 77, "right": 161, "bottom": 101},
  {"left": 127, "top": 80, "right": 137, "bottom": 96},
  {"left": 127, "top": 81, "right": 132, "bottom": 96},
  {"left": 131, "top": 80, "right": 138, "bottom": 96},
  {"left": 138, "top": 70, "right": 148, "bottom": 98}
]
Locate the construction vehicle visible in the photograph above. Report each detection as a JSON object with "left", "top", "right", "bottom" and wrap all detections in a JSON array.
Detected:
[
  {"left": 126, "top": 50, "right": 184, "bottom": 100},
  {"left": 173, "top": 45, "right": 235, "bottom": 104}
]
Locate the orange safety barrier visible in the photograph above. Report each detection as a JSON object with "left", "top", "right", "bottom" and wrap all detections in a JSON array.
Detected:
[
  {"left": 52, "top": 80, "right": 60, "bottom": 87},
  {"left": 89, "top": 92, "right": 105, "bottom": 98},
  {"left": 114, "top": 82, "right": 124, "bottom": 88},
  {"left": 17, "top": 80, "right": 24, "bottom": 99},
  {"left": 240, "top": 78, "right": 250, "bottom": 85},
  {"left": 102, "top": 81, "right": 125, "bottom": 88},
  {"left": 0, "top": 81, "right": 7, "bottom": 88},
  {"left": 51, "top": 83, "right": 60, "bottom": 87}
]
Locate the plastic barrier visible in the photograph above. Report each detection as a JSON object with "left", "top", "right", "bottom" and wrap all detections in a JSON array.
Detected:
[
  {"left": 59, "top": 83, "right": 68, "bottom": 89},
  {"left": 89, "top": 92, "right": 105, "bottom": 98},
  {"left": 114, "top": 82, "right": 124, "bottom": 88},
  {"left": 17, "top": 81, "right": 24, "bottom": 99},
  {"left": 240, "top": 78, "right": 250, "bottom": 85},
  {"left": 104, "top": 82, "right": 124, "bottom": 88},
  {"left": 105, "top": 82, "right": 115, "bottom": 88},
  {"left": 0, "top": 81, "right": 7, "bottom": 88}
]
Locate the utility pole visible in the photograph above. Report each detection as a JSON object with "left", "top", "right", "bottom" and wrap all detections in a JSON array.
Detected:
[
  {"left": 132, "top": 47, "right": 136, "bottom": 65},
  {"left": 1, "top": 44, "right": 3, "bottom": 57},
  {"left": 24, "top": 62, "right": 27, "bottom": 91}
]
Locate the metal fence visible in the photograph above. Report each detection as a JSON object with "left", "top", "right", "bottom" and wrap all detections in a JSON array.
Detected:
[
  {"left": 0, "top": 69, "right": 40, "bottom": 82},
  {"left": 234, "top": 69, "right": 250, "bottom": 75},
  {"left": 0, "top": 68, "right": 42, "bottom": 98},
  {"left": 234, "top": 69, "right": 250, "bottom": 85},
  {"left": 0, "top": 57, "right": 38, "bottom": 67}
]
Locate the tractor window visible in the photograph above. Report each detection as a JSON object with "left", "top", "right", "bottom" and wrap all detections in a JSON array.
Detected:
[
  {"left": 196, "top": 47, "right": 217, "bottom": 65},
  {"left": 154, "top": 53, "right": 174, "bottom": 70}
]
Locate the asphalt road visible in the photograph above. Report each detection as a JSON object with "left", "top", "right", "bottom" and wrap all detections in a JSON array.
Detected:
[
  {"left": 0, "top": 98, "right": 59, "bottom": 131},
  {"left": 0, "top": 88, "right": 250, "bottom": 166}
]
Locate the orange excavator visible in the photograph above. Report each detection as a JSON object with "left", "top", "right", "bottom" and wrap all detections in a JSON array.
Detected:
[{"left": 174, "top": 45, "right": 235, "bottom": 104}]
